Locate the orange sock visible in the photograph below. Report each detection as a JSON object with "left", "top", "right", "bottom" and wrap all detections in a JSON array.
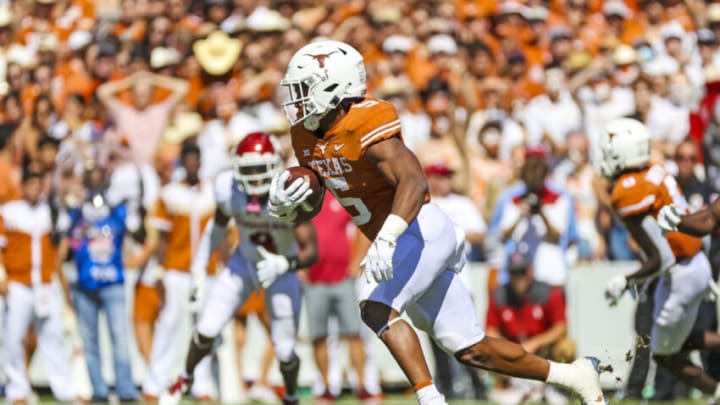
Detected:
[{"left": 414, "top": 380, "right": 433, "bottom": 392}]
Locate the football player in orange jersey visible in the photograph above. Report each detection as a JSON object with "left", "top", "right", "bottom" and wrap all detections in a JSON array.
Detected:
[
  {"left": 598, "top": 118, "right": 720, "bottom": 401},
  {"left": 268, "top": 39, "right": 606, "bottom": 405}
]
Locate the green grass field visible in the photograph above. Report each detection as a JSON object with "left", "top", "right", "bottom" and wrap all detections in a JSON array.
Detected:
[{"left": 35, "top": 398, "right": 707, "bottom": 405}]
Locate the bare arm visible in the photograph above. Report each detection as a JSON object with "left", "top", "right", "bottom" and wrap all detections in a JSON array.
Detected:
[
  {"left": 366, "top": 137, "right": 428, "bottom": 225},
  {"left": 292, "top": 221, "right": 318, "bottom": 270},
  {"left": 55, "top": 238, "right": 73, "bottom": 306},
  {"left": 149, "top": 72, "right": 189, "bottom": 106},
  {"left": 96, "top": 74, "right": 136, "bottom": 106},
  {"left": 623, "top": 215, "right": 675, "bottom": 283},
  {"left": 676, "top": 200, "right": 720, "bottom": 236}
]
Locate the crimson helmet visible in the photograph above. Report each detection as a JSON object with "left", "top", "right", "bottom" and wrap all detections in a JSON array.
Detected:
[{"left": 231, "top": 132, "right": 282, "bottom": 195}]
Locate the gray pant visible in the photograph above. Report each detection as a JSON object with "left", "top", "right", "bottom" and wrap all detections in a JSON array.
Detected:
[{"left": 305, "top": 278, "right": 362, "bottom": 340}]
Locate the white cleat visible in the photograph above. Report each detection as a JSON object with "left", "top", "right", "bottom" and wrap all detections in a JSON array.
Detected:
[
  {"left": 573, "top": 357, "right": 608, "bottom": 405},
  {"left": 159, "top": 376, "right": 190, "bottom": 405},
  {"left": 248, "top": 384, "right": 281, "bottom": 404}
]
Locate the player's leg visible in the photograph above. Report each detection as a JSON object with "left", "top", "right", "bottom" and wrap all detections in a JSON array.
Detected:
[
  {"left": 3, "top": 282, "right": 35, "bottom": 403},
  {"left": 651, "top": 253, "right": 718, "bottom": 395},
  {"left": 405, "top": 270, "right": 604, "bottom": 404},
  {"left": 142, "top": 271, "right": 191, "bottom": 398},
  {"left": 359, "top": 205, "right": 462, "bottom": 404},
  {"left": 189, "top": 267, "right": 249, "bottom": 377},
  {"left": 35, "top": 286, "right": 75, "bottom": 401},
  {"left": 160, "top": 254, "right": 254, "bottom": 405},
  {"left": 265, "top": 271, "right": 302, "bottom": 404}
]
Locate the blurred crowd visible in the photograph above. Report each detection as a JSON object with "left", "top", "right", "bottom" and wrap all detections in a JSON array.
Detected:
[{"left": 0, "top": 0, "right": 719, "bottom": 403}]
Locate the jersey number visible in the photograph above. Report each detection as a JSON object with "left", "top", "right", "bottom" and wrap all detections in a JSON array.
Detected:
[{"left": 325, "top": 177, "right": 372, "bottom": 226}]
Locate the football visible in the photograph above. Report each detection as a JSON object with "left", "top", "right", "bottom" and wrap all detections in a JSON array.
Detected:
[{"left": 283, "top": 166, "right": 325, "bottom": 222}]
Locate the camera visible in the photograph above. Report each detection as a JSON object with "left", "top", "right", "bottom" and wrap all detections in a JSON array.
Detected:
[{"left": 525, "top": 192, "right": 541, "bottom": 214}]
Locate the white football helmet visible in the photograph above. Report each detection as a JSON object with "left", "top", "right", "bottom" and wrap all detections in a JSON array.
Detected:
[
  {"left": 231, "top": 132, "right": 282, "bottom": 196},
  {"left": 599, "top": 118, "right": 651, "bottom": 178},
  {"left": 280, "top": 40, "right": 367, "bottom": 130}
]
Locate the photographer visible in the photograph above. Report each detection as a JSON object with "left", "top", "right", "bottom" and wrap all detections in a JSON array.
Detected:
[{"left": 489, "top": 146, "right": 577, "bottom": 286}]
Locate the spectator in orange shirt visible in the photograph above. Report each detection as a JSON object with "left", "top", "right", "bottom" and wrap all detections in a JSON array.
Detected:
[{"left": 0, "top": 169, "right": 77, "bottom": 404}]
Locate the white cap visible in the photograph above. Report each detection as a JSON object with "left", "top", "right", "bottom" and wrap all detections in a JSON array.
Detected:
[
  {"left": 246, "top": 6, "right": 291, "bottom": 32},
  {"left": 613, "top": 44, "right": 637, "bottom": 65},
  {"left": 660, "top": 21, "right": 685, "bottom": 40},
  {"left": 710, "top": 3, "right": 720, "bottom": 23},
  {"left": 150, "top": 47, "right": 182, "bottom": 69},
  {"left": 68, "top": 31, "right": 93, "bottom": 51},
  {"left": 603, "top": 0, "right": 629, "bottom": 18},
  {"left": 6, "top": 45, "right": 35, "bottom": 68},
  {"left": 382, "top": 35, "right": 412, "bottom": 54},
  {"left": 0, "top": 8, "right": 12, "bottom": 27},
  {"left": 428, "top": 34, "right": 457, "bottom": 55},
  {"left": 642, "top": 55, "right": 679, "bottom": 76}
]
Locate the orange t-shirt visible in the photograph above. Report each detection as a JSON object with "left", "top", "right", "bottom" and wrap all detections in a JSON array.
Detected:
[
  {"left": 0, "top": 200, "right": 59, "bottom": 285},
  {"left": 150, "top": 180, "right": 219, "bottom": 273}
]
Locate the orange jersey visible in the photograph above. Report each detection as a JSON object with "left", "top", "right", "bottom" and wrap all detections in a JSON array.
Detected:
[
  {"left": 0, "top": 200, "right": 59, "bottom": 285},
  {"left": 611, "top": 165, "right": 702, "bottom": 259},
  {"left": 292, "top": 97, "right": 418, "bottom": 240},
  {"left": 149, "top": 180, "right": 219, "bottom": 273}
]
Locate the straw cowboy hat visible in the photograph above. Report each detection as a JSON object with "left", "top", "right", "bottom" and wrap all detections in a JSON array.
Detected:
[
  {"left": 163, "top": 112, "right": 204, "bottom": 145},
  {"left": 193, "top": 30, "right": 242, "bottom": 75}
]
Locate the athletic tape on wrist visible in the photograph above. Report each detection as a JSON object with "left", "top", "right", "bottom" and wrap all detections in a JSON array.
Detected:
[{"left": 378, "top": 214, "right": 408, "bottom": 241}]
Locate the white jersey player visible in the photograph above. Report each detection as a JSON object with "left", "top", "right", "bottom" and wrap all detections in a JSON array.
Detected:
[{"left": 160, "top": 132, "right": 318, "bottom": 405}]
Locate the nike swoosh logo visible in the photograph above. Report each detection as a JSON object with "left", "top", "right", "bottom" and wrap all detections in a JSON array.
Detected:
[{"left": 334, "top": 144, "right": 344, "bottom": 151}]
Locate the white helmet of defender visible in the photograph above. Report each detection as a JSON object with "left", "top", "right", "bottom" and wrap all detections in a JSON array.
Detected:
[
  {"left": 280, "top": 40, "right": 367, "bottom": 130},
  {"left": 599, "top": 118, "right": 652, "bottom": 179}
]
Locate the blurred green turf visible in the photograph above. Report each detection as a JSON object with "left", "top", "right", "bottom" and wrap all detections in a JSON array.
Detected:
[{"left": 35, "top": 398, "right": 708, "bottom": 405}]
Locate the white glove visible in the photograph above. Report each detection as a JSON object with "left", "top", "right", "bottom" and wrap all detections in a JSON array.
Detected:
[
  {"left": 257, "top": 246, "right": 290, "bottom": 288},
  {"left": 361, "top": 235, "right": 396, "bottom": 283},
  {"left": 268, "top": 171, "right": 313, "bottom": 222},
  {"left": 605, "top": 274, "right": 629, "bottom": 307},
  {"left": 657, "top": 204, "right": 682, "bottom": 233}
]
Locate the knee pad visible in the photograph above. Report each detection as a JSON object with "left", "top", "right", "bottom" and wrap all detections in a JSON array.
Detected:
[{"left": 360, "top": 302, "right": 399, "bottom": 336}]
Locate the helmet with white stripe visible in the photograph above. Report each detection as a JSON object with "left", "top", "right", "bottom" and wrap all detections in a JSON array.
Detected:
[
  {"left": 281, "top": 40, "right": 367, "bottom": 130},
  {"left": 599, "top": 118, "right": 651, "bottom": 179}
]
